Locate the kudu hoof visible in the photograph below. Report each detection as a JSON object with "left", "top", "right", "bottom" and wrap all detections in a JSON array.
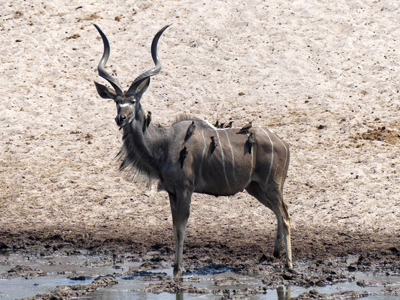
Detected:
[
  {"left": 285, "top": 262, "right": 294, "bottom": 271},
  {"left": 173, "top": 266, "right": 183, "bottom": 279}
]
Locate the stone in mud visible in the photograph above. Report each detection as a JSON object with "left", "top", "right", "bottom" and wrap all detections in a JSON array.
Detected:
[
  {"left": 293, "top": 289, "right": 370, "bottom": 299},
  {"left": 91, "top": 275, "right": 118, "bottom": 287},
  {"left": 131, "top": 280, "right": 209, "bottom": 294},
  {"left": 357, "top": 279, "right": 395, "bottom": 287},
  {"left": 382, "top": 286, "right": 400, "bottom": 296},
  {"left": 68, "top": 275, "right": 91, "bottom": 281},
  {"left": 25, "top": 275, "right": 118, "bottom": 299},
  {"left": 2, "top": 265, "right": 46, "bottom": 279}
]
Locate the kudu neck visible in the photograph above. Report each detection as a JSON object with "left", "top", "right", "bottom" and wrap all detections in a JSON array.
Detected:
[{"left": 122, "top": 105, "right": 166, "bottom": 173}]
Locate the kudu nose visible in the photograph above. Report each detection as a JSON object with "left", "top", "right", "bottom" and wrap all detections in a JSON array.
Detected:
[{"left": 115, "top": 115, "right": 126, "bottom": 126}]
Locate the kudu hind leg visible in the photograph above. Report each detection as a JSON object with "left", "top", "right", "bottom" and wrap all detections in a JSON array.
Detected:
[
  {"left": 245, "top": 182, "right": 283, "bottom": 255},
  {"left": 266, "top": 188, "right": 292, "bottom": 269},
  {"left": 245, "top": 183, "right": 282, "bottom": 255},
  {"left": 273, "top": 209, "right": 284, "bottom": 259},
  {"left": 246, "top": 182, "right": 292, "bottom": 269},
  {"left": 168, "top": 191, "right": 192, "bottom": 277}
]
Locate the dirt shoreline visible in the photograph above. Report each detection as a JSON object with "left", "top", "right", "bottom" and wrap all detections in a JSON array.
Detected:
[{"left": 0, "top": 224, "right": 399, "bottom": 263}]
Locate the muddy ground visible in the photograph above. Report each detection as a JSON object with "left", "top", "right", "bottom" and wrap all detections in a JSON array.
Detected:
[{"left": 1, "top": 222, "right": 400, "bottom": 299}]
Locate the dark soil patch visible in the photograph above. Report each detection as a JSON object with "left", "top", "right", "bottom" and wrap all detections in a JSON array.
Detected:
[{"left": 355, "top": 126, "right": 400, "bottom": 144}]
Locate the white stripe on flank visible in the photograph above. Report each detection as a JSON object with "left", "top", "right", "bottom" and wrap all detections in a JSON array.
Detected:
[
  {"left": 281, "top": 140, "right": 288, "bottom": 187},
  {"left": 214, "top": 130, "right": 230, "bottom": 190},
  {"left": 224, "top": 131, "right": 235, "bottom": 178},
  {"left": 260, "top": 128, "right": 274, "bottom": 183},
  {"left": 269, "top": 130, "right": 288, "bottom": 187},
  {"left": 203, "top": 119, "right": 217, "bottom": 129}
]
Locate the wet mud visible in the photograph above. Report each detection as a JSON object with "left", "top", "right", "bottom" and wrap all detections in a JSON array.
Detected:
[
  {"left": 23, "top": 276, "right": 118, "bottom": 300},
  {"left": 0, "top": 238, "right": 399, "bottom": 299}
]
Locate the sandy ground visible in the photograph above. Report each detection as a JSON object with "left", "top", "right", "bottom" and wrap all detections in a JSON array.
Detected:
[{"left": 1, "top": 0, "right": 400, "bottom": 281}]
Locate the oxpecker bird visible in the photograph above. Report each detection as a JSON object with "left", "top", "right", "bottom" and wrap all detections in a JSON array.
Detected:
[
  {"left": 143, "top": 111, "right": 152, "bottom": 132},
  {"left": 247, "top": 132, "right": 256, "bottom": 154},
  {"left": 179, "top": 146, "right": 188, "bottom": 169},
  {"left": 184, "top": 121, "right": 196, "bottom": 144},
  {"left": 145, "top": 111, "right": 152, "bottom": 128},
  {"left": 225, "top": 121, "right": 233, "bottom": 128},
  {"left": 237, "top": 122, "right": 253, "bottom": 134},
  {"left": 210, "top": 136, "right": 218, "bottom": 154},
  {"left": 214, "top": 120, "right": 220, "bottom": 128}
]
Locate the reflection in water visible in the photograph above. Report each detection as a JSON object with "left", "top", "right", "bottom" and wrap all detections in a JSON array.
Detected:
[
  {"left": 176, "top": 290, "right": 183, "bottom": 300},
  {"left": 173, "top": 284, "right": 291, "bottom": 300},
  {"left": 277, "top": 285, "right": 291, "bottom": 300}
]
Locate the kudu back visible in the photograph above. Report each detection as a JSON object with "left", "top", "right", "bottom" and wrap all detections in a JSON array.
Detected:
[{"left": 93, "top": 25, "right": 293, "bottom": 277}]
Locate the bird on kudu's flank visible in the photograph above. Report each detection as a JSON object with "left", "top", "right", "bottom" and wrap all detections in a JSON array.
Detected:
[
  {"left": 247, "top": 132, "right": 256, "bottom": 154},
  {"left": 210, "top": 136, "right": 218, "bottom": 154}
]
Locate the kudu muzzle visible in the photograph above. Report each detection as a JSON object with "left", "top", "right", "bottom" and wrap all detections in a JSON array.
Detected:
[
  {"left": 115, "top": 115, "right": 126, "bottom": 127},
  {"left": 115, "top": 103, "right": 135, "bottom": 128}
]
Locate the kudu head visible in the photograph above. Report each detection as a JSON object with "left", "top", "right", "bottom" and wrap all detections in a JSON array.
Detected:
[{"left": 94, "top": 24, "right": 169, "bottom": 128}]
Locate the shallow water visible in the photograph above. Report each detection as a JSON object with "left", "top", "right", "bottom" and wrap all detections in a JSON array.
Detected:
[
  {"left": 0, "top": 251, "right": 399, "bottom": 299},
  {"left": 78, "top": 272, "right": 400, "bottom": 300},
  {"left": 0, "top": 251, "right": 138, "bottom": 299}
]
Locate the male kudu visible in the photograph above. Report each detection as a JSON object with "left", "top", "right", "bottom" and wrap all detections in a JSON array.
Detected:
[{"left": 93, "top": 25, "right": 292, "bottom": 277}]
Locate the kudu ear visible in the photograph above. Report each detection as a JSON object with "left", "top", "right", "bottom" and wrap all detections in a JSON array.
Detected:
[
  {"left": 126, "top": 77, "right": 150, "bottom": 103},
  {"left": 94, "top": 81, "right": 117, "bottom": 99}
]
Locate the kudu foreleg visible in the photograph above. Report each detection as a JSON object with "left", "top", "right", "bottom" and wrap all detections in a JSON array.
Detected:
[{"left": 168, "top": 190, "right": 192, "bottom": 277}]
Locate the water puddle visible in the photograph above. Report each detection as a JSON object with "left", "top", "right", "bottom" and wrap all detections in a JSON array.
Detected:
[
  {"left": 78, "top": 271, "right": 400, "bottom": 300},
  {"left": 0, "top": 251, "right": 399, "bottom": 299}
]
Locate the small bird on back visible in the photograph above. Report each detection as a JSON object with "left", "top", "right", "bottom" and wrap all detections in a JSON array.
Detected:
[
  {"left": 237, "top": 122, "right": 252, "bottom": 134},
  {"left": 225, "top": 121, "right": 233, "bottom": 128},
  {"left": 184, "top": 121, "right": 196, "bottom": 144}
]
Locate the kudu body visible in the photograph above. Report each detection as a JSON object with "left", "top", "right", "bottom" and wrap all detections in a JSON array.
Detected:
[{"left": 93, "top": 25, "right": 292, "bottom": 276}]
